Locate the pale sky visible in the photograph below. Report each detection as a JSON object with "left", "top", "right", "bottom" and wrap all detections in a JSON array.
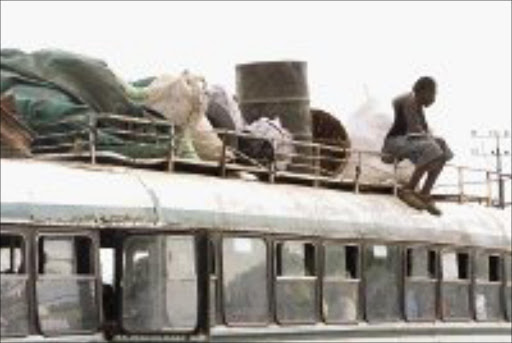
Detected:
[{"left": 1, "top": 1, "right": 511, "bottom": 176}]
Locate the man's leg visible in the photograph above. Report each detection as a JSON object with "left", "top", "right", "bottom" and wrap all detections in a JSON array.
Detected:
[
  {"left": 420, "top": 157, "right": 446, "bottom": 196},
  {"left": 398, "top": 163, "right": 433, "bottom": 211},
  {"left": 412, "top": 156, "right": 447, "bottom": 216},
  {"left": 406, "top": 163, "right": 430, "bottom": 190}
]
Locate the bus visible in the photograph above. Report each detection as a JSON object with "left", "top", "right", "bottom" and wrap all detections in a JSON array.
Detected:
[{"left": 1, "top": 152, "right": 511, "bottom": 342}]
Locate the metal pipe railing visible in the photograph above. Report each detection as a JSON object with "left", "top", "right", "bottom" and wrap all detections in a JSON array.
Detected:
[{"left": 28, "top": 117, "right": 510, "bottom": 208}]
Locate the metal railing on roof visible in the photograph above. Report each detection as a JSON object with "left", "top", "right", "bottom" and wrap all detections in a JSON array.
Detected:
[
  {"left": 432, "top": 164, "right": 511, "bottom": 208},
  {"left": 16, "top": 110, "right": 511, "bottom": 209}
]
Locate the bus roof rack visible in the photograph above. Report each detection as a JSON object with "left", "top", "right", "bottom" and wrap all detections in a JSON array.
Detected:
[{"left": 2, "top": 103, "right": 510, "bottom": 209}]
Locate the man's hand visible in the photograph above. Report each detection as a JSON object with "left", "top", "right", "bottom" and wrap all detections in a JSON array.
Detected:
[{"left": 406, "top": 132, "right": 429, "bottom": 139}]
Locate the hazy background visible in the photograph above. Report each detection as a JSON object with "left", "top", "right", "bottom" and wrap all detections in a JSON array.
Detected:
[{"left": 1, "top": 1, "right": 511, "bottom": 201}]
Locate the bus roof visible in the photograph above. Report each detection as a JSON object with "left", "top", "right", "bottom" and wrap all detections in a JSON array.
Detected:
[{"left": 1, "top": 158, "right": 510, "bottom": 251}]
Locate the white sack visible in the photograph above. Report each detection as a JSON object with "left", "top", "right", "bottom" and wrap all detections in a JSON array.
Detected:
[
  {"left": 342, "top": 97, "right": 414, "bottom": 185},
  {"left": 144, "top": 71, "right": 228, "bottom": 161}
]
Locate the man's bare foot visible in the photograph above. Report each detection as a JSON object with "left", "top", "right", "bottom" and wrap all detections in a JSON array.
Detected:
[
  {"left": 416, "top": 193, "right": 442, "bottom": 216},
  {"left": 397, "top": 188, "right": 427, "bottom": 210}
]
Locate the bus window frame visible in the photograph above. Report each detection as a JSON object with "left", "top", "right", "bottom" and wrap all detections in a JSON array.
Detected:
[
  {"left": 403, "top": 244, "right": 439, "bottom": 323},
  {"left": 118, "top": 229, "right": 206, "bottom": 337},
  {"left": 473, "top": 248, "right": 506, "bottom": 322},
  {"left": 35, "top": 230, "right": 101, "bottom": 337},
  {"left": 440, "top": 246, "right": 473, "bottom": 322},
  {"left": 362, "top": 241, "right": 403, "bottom": 323},
  {"left": 321, "top": 239, "right": 361, "bottom": 325},
  {"left": 273, "top": 236, "right": 320, "bottom": 325},
  {"left": 502, "top": 252, "right": 511, "bottom": 322},
  {"left": 208, "top": 233, "right": 221, "bottom": 327},
  {"left": 0, "top": 226, "right": 33, "bottom": 338},
  {"left": 220, "top": 232, "right": 271, "bottom": 327}
]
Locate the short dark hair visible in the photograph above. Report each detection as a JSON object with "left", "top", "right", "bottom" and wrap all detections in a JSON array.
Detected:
[{"left": 413, "top": 76, "right": 436, "bottom": 93}]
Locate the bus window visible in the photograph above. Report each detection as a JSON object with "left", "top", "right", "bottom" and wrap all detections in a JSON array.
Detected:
[
  {"left": 505, "top": 254, "right": 511, "bottom": 321},
  {"left": 364, "top": 244, "right": 401, "bottom": 322},
  {"left": 1, "top": 232, "right": 29, "bottom": 337},
  {"left": 474, "top": 251, "right": 504, "bottom": 321},
  {"left": 323, "top": 243, "right": 359, "bottom": 323},
  {"left": 404, "top": 246, "right": 437, "bottom": 321},
  {"left": 222, "top": 237, "right": 268, "bottom": 325},
  {"left": 122, "top": 235, "right": 197, "bottom": 333},
  {"left": 36, "top": 235, "right": 98, "bottom": 335},
  {"left": 441, "top": 249, "right": 471, "bottom": 320},
  {"left": 275, "top": 241, "right": 317, "bottom": 324}
]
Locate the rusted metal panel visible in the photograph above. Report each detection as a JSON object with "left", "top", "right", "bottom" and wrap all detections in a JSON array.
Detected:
[{"left": 0, "top": 95, "right": 35, "bottom": 158}]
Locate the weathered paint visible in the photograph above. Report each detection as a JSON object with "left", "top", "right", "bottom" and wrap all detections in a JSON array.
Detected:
[
  {"left": 211, "top": 322, "right": 512, "bottom": 342},
  {"left": 1, "top": 158, "right": 510, "bottom": 250},
  {"left": 1, "top": 159, "right": 157, "bottom": 226},
  {"left": 1, "top": 323, "right": 511, "bottom": 343}
]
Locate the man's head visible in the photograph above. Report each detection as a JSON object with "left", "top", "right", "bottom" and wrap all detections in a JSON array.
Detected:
[{"left": 413, "top": 76, "right": 436, "bottom": 107}]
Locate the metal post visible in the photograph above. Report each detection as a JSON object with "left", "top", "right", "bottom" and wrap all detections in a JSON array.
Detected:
[
  {"left": 458, "top": 166, "right": 465, "bottom": 203},
  {"left": 269, "top": 160, "right": 276, "bottom": 184},
  {"left": 486, "top": 171, "right": 492, "bottom": 207},
  {"left": 269, "top": 138, "right": 276, "bottom": 184},
  {"left": 219, "top": 131, "right": 227, "bottom": 178},
  {"left": 313, "top": 144, "right": 321, "bottom": 188},
  {"left": 392, "top": 158, "right": 399, "bottom": 197},
  {"left": 167, "top": 125, "right": 175, "bottom": 172},
  {"left": 88, "top": 112, "right": 96, "bottom": 164},
  {"left": 470, "top": 129, "right": 510, "bottom": 209},
  {"left": 496, "top": 135, "right": 505, "bottom": 208},
  {"left": 355, "top": 152, "right": 362, "bottom": 194}
]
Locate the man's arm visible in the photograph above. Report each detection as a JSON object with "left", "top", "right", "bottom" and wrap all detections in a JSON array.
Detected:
[{"left": 401, "top": 95, "right": 428, "bottom": 135}]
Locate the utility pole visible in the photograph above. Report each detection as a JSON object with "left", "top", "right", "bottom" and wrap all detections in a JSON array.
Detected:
[{"left": 471, "top": 130, "right": 511, "bottom": 208}]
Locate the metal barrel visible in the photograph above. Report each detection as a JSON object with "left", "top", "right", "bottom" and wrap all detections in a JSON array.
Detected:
[{"left": 236, "top": 61, "right": 312, "bottom": 172}]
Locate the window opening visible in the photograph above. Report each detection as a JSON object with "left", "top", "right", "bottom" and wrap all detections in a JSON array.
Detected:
[
  {"left": 457, "top": 252, "right": 469, "bottom": 280},
  {"left": 406, "top": 247, "right": 436, "bottom": 279},
  {"left": 0, "top": 234, "right": 24, "bottom": 274},
  {"left": 122, "top": 235, "right": 197, "bottom": 332},
  {"left": 222, "top": 237, "right": 268, "bottom": 324},
  {"left": 324, "top": 244, "right": 359, "bottom": 279},
  {"left": 404, "top": 246, "right": 437, "bottom": 321},
  {"left": 345, "top": 246, "right": 358, "bottom": 279},
  {"left": 276, "top": 241, "right": 316, "bottom": 277},
  {"left": 441, "top": 249, "right": 471, "bottom": 320},
  {"left": 323, "top": 243, "right": 359, "bottom": 323},
  {"left": 0, "top": 232, "right": 29, "bottom": 337},
  {"left": 38, "top": 236, "right": 93, "bottom": 275},
  {"left": 474, "top": 252, "right": 504, "bottom": 321},
  {"left": 489, "top": 255, "right": 500, "bottom": 282},
  {"left": 275, "top": 241, "right": 317, "bottom": 324},
  {"left": 364, "top": 244, "right": 401, "bottom": 322},
  {"left": 406, "top": 249, "right": 412, "bottom": 277},
  {"left": 428, "top": 250, "right": 437, "bottom": 278},
  {"left": 209, "top": 240, "right": 216, "bottom": 276},
  {"left": 36, "top": 235, "right": 98, "bottom": 334}
]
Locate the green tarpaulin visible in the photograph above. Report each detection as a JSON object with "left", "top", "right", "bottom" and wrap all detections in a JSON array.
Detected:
[{"left": 1, "top": 49, "right": 170, "bottom": 159}]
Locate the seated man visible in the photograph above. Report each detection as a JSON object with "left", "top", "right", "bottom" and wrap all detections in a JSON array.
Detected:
[{"left": 382, "top": 76, "right": 453, "bottom": 215}]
